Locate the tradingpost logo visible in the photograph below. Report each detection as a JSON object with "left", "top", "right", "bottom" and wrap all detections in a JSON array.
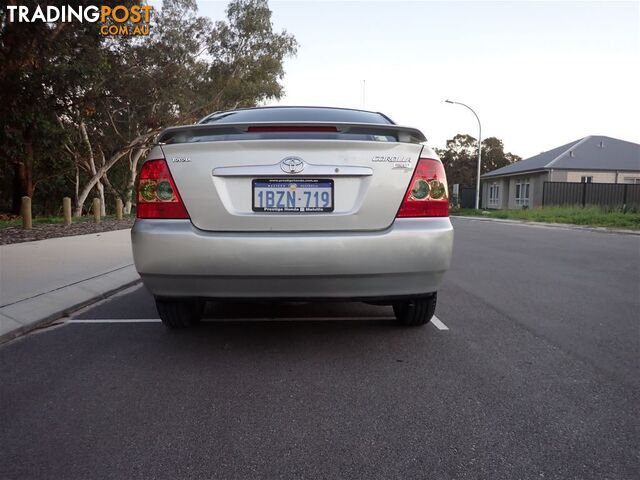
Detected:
[{"left": 5, "top": 2, "right": 153, "bottom": 36}]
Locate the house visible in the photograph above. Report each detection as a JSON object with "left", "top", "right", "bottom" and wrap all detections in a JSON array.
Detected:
[{"left": 480, "top": 135, "right": 640, "bottom": 209}]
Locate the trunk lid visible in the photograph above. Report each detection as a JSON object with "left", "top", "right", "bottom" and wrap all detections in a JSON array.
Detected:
[{"left": 160, "top": 137, "right": 424, "bottom": 232}]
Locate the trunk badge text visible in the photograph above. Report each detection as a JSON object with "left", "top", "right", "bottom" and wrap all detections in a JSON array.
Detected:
[
  {"left": 372, "top": 155, "right": 412, "bottom": 170},
  {"left": 280, "top": 156, "right": 305, "bottom": 174},
  {"left": 171, "top": 157, "right": 191, "bottom": 163}
]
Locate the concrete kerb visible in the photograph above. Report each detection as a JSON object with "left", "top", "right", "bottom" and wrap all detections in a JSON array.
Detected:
[{"left": 0, "top": 265, "right": 141, "bottom": 344}]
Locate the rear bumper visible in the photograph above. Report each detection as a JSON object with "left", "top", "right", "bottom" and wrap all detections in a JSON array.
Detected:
[{"left": 131, "top": 218, "right": 453, "bottom": 300}]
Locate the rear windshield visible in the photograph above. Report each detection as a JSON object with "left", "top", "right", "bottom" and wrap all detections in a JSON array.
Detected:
[{"left": 200, "top": 107, "right": 394, "bottom": 125}]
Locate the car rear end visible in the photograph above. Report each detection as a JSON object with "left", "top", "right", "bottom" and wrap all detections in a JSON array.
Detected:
[{"left": 131, "top": 107, "right": 453, "bottom": 327}]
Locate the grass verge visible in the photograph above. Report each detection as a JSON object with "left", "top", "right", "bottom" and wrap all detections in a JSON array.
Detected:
[{"left": 450, "top": 206, "right": 640, "bottom": 230}]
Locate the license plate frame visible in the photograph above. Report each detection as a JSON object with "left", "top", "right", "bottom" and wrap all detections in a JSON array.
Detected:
[{"left": 252, "top": 178, "right": 334, "bottom": 213}]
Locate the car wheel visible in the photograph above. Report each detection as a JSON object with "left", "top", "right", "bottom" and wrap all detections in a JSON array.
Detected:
[
  {"left": 155, "top": 298, "right": 205, "bottom": 328},
  {"left": 393, "top": 293, "right": 437, "bottom": 326}
]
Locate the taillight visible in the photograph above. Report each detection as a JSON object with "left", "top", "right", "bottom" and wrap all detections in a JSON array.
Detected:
[
  {"left": 396, "top": 158, "right": 449, "bottom": 217},
  {"left": 136, "top": 159, "right": 189, "bottom": 219}
]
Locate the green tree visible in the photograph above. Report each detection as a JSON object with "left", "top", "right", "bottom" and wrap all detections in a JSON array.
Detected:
[
  {"left": 436, "top": 134, "right": 521, "bottom": 190},
  {"left": 207, "top": 0, "right": 297, "bottom": 110},
  {"left": 482, "top": 137, "right": 521, "bottom": 172},
  {"left": 436, "top": 134, "right": 477, "bottom": 189},
  {"left": 72, "top": 0, "right": 298, "bottom": 215},
  {"left": 0, "top": 0, "right": 297, "bottom": 216},
  {"left": 0, "top": 0, "right": 140, "bottom": 214}
]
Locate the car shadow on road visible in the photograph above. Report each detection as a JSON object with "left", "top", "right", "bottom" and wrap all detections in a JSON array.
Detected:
[
  {"left": 68, "top": 286, "right": 441, "bottom": 355},
  {"left": 180, "top": 300, "right": 403, "bottom": 340},
  {"left": 73, "top": 285, "right": 399, "bottom": 325},
  {"left": 147, "top": 316, "right": 434, "bottom": 365},
  {"left": 203, "top": 299, "right": 395, "bottom": 320}
]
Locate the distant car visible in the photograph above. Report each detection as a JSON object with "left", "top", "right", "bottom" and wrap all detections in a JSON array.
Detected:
[{"left": 131, "top": 106, "right": 453, "bottom": 328}]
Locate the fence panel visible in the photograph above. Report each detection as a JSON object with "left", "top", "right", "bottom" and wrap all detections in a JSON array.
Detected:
[
  {"left": 542, "top": 182, "right": 584, "bottom": 206},
  {"left": 461, "top": 188, "right": 476, "bottom": 209},
  {"left": 585, "top": 183, "right": 624, "bottom": 206},
  {"left": 543, "top": 182, "right": 640, "bottom": 208},
  {"left": 625, "top": 184, "right": 640, "bottom": 206}
]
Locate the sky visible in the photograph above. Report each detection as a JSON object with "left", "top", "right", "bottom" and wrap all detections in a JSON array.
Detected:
[{"left": 165, "top": 0, "right": 639, "bottom": 158}]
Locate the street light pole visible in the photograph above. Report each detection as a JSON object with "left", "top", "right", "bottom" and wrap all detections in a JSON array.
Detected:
[
  {"left": 362, "top": 80, "right": 366, "bottom": 109},
  {"left": 445, "top": 100, "right": 482, "bottom": 209}
]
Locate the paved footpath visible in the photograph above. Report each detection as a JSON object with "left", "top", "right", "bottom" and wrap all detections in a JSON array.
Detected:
[{"left": 0, "top": 229, "right": 139, "bottom": 342}]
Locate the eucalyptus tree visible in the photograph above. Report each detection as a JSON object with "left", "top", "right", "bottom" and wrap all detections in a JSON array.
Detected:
[
  {"left": 1, "top": 0, "right": 297, "bottom": 216},
  {"left": 0, "top": 0, "right": 140, "bottom": 214},
  {"left": 73, "top": 0, "right": 298, "bottom": 215},
  {"left": 437, "top": 134, "right": 521, "bottom": 190}
]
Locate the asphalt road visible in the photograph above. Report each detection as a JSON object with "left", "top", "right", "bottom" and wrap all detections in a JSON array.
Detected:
[{"left": 1, "top": 218, "right": 638, "bottom": 480}]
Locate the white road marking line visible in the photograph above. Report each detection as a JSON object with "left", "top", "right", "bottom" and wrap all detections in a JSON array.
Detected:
[
  {"left": 208, "top": 316, "right": 398, "bottom": 322},
  {"left": 67, "top": 315, "right": 450, "bottom": 330},
  {"left": 431, "top": 315, "right": 449, "bottom": 330},
  {"left": 67, "top": 319, "right": 161, "bottom": 323},
  {"left": 68, "top": 317, "right": 396, "bottom": 323}
]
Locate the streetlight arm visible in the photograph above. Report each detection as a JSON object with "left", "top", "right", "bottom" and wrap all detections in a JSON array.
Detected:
[{"left": 446, "top": 101, "right": 481, "bottom": 135}]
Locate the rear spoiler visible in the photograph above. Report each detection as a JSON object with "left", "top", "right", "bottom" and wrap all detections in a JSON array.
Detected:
[{"left": 157, "top": 122, "right": 427, "bottom": 144}]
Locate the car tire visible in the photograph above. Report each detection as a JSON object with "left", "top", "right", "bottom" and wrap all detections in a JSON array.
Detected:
[
  {"left": 155, "top": 299, "right": 205, "bottom": 328},
  {"left": 393, "top": 293, "right": 437, "bottom": 326}
]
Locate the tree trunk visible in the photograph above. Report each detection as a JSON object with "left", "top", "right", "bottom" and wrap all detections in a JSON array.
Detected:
[
  {"left": 75, "top": 154, "right": 125, "bottom": 217},
  {"left": 74, "top": 163, "right": 80, "bottom": 208},
  {"left": 74, "top": 130, "right": 159, "bottom": 217},
  {"left": 102, "top": 171, "right": 123, "bottom": 206},
  {"left": 10, "top": 129, "right": 35, "bottom": 214},
  {"left": 11, "top": 161, "right": 30, "bottom": 214},
  {"left": 124, "top": 148, "right": 146, "bottom": 215},
  {"left": 78, "top": 121, "right": 107, "bottom": 216},
  {"left": 97, "top": 148, "right": 108, "bottom": 216},
  {"left": 96, "top": 180, "right": 106, "bottom": 216}
]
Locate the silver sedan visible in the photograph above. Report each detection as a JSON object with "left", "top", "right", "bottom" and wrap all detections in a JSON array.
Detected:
[{"left": 131, "top": 107, "right": 453, "bottom": 328}]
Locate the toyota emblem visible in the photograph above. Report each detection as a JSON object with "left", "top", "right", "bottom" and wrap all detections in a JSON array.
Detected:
[{"left": 280, "top": 156, "right": 305, "bottom": 174}]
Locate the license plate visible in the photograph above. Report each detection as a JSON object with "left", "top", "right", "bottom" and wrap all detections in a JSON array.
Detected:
[{"left": 252, "top": 179, "right": 334, "bottom": 212}]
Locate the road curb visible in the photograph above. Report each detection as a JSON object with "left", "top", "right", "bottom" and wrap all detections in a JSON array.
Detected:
[
  {"left": 0, "top": 265, "right": 141, "bottom": 345},
  {"left": 452, "top": 215, "right": 640, "bottom": 235}
]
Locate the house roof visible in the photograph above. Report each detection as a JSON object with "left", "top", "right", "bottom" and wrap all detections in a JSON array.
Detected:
[{"left": 482, "top": 135, "right": 640, "bottom": 178}]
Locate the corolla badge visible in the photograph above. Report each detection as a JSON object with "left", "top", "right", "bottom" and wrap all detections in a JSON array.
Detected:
[{"left": 280, "top": 156, "right": 305, "bottom": 174}]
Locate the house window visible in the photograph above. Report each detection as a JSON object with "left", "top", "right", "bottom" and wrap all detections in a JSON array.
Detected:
[
  {"left": 623, "top": 177, "right": 640, "bottom": 184},
  {"left": 515, "top": 177, "right": 530, "bottom": 207},
  {"left": 488, "top": 182, "right": 500, "bottom": 207},
  {"left": 581, "top": 176, "right": 593, "bottom": 183}
]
